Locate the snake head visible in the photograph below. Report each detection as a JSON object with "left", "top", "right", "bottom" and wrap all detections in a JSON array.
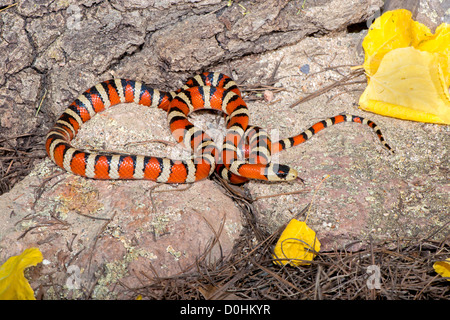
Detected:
[{"left": 268, "top": 164, "right": 298, "bottom": 181}]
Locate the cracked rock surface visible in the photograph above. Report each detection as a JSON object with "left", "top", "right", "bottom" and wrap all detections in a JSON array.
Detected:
[{"left": 2, "top": 0, "right": 381, "bottom": 131}]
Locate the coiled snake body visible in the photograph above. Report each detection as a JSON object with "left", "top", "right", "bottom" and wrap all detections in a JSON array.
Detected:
[{"left": 46, "top": 72, "right": 392, "bottom": 184}]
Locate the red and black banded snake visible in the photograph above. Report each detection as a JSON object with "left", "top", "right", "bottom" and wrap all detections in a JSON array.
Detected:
[{"left": 45, "top": 72, "right": 392, "bottom": 184}]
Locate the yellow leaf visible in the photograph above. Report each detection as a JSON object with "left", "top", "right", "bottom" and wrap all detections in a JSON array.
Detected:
[
  {"left": 433, "top": 258, "right": 450, "bottom": 281},
  {"left": 0, "top": 248, "right": 43, "bottom": 300},
  {"left": 273, "top": 219, "right": 320, "bottom": 266},
  {"left": 359, "top": 9, "right": 450, "bottom": 124}
]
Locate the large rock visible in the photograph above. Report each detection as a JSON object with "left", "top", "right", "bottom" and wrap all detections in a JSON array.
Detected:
[
  {"left": 1, "top": 0, "right": 383, "bottom": 134},
  {"left": 0, "top": 160, "right": 242, "bottom": 299}
]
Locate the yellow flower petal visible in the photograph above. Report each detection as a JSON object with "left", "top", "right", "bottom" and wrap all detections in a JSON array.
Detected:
[
  {"left": 362, "top": 9, "right": 428, "bottom": 76},
  {"left": 359, "top": 9, "right": 450, "bottom": 124},
  {"left": 273, "top": 219, "right": 320, "bottom": 266},
  {"left": 359, "top": 47, "right": 450, "bottom": 124},
  {"left": 360, "top": 100, "right": 446, "bottom": 124},
  {"left": 416, "top": 23, "right": 450, "bottom": 85},
  {"left": 433, "top": 258, "right": 450, "bottom": 281},
  {"left": 0, "top": 248, "right": 43, "bottom": 300}
]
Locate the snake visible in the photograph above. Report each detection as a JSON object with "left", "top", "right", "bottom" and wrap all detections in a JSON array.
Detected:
[
  {"left": 45, "top": 72, "right": 392, "bottom": 184},
  {"left": 216, "top": 114, "right": 393, "bottom": 184}
]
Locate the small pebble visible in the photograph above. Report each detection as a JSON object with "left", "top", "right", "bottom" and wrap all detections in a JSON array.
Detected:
[
  {"left": 264, "top": 90, "right": 274, "bottom": 102},
  {"left": 300, "top": 64, "right": 310, "bottom": 74}
]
